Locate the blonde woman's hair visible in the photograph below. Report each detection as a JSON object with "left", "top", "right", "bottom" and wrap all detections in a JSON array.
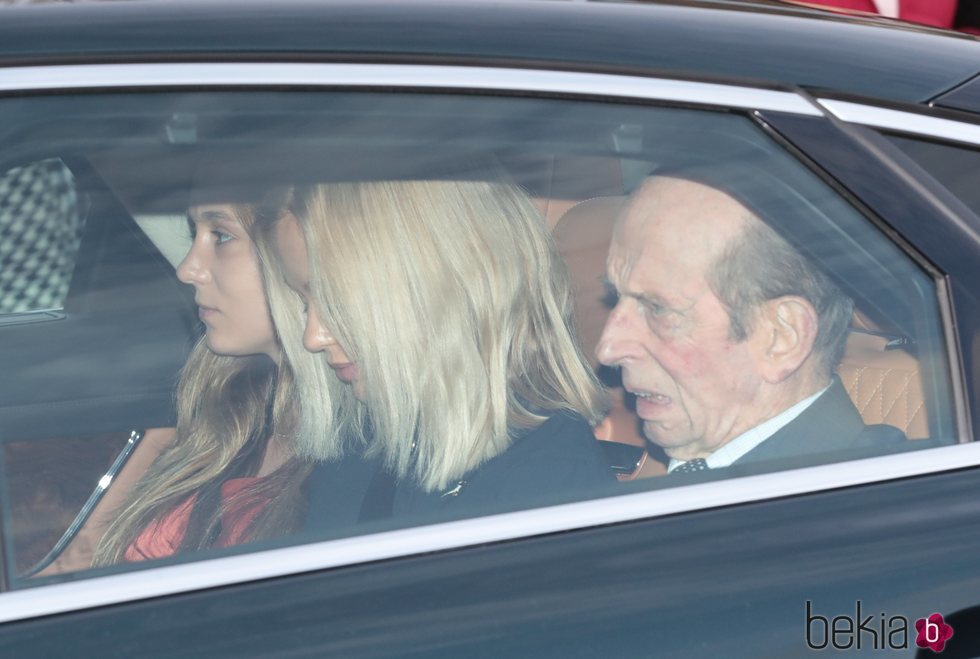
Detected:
[
  {"left": 93, "top": 197, "right": 308, "bottom": 566},
  {"left": 273, "top": 178, "right": 606, "bottom": 492},
  {"left": 252, "top": 204, "right": 357, "bottom": 465}
]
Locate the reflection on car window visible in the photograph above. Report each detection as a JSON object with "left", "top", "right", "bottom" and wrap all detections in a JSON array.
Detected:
[
  {"left": 0, "top": 159, "right": 83, "bottom": 314},
  {"left": 3, "top": 433, "right": 129, "bottom": 576},
  {"left": 885, "top": 133, "right": 980, "bottom": 218},
  {"left": 0, "top": 91, "right": 956, "bottom": 588}
]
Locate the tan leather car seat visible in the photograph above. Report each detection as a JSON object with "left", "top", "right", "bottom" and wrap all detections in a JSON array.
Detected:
[
  {"left": 552, "top": 196, "right": 666, "bottom": 479},
  {"left": 521, "top": 153, "right": 625, "bottom": 229},
  {"left": 837, "top": 313, "right": 928, "bottom": 440}
]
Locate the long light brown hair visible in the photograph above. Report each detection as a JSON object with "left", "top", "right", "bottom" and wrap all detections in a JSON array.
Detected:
[{"left": 93, "top": 197, "right": 309, "bottom": 565}]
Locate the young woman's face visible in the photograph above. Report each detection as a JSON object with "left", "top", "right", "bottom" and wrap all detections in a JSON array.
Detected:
[
  {"left": 274, "top": 213, "right": 365, "bottom": 400},
  {"left": 177, "top": 204, "right": 278, "bottom": 359}
]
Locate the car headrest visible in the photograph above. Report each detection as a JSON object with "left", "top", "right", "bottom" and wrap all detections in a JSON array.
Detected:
[{"left": 552, "top": 196, "right": 626, "bottom": 367}]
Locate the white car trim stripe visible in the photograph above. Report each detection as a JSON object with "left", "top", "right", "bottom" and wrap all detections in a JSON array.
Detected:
[
  {"left": 819, "top": 98, "right": 980, "bottom": 147},
  {"left": 0, "top": 62, "right": 823, "bottom": 115},
  {"left": 1, "top": 440, "right": 977, "bottom": 623}
]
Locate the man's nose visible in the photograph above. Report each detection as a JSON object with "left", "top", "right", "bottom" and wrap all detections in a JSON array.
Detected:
[
  {"left": 176, "top": 244, "right": 210, "bottom": 286},
  {"left": 302, "top": 306, "right": 336, "bottom": 354},
  {"left": 595, "top": 303, "right": 635, "bottom": 367}
]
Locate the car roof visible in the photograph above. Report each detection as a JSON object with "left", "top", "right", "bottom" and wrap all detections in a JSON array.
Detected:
[{"left": 0, "top": 0, "right": 978, "bottom": 104}]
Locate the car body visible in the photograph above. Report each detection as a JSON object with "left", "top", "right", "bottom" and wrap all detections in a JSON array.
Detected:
[{"left": 1, "top": 0, "right": 980, "bottom": 656}]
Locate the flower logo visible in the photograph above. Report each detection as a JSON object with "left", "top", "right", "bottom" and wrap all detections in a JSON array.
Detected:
[{"left": 915, "top": 613, "right": 954, "bottom": 653}]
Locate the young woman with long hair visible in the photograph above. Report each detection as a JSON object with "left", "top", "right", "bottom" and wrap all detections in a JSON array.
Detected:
[
  {"left": 91, "top": 192, "right": 312, "bottom": 564},
  {"left": 34, "top": 158, "right": 327, "bottom": 572}
]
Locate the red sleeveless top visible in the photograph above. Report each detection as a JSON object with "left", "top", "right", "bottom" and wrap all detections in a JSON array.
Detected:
[{"left": 124, "top": 477, "right": 267, "bottom": 562}]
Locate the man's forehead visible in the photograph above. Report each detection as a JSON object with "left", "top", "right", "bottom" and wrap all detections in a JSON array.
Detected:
[
  {"left": 631, "top": 175, "right": 747, "bottom": 223},
  {"left": 607, "top": 176, "right": 751, "bottom": 288},
  {"left": 619, "top": 176, "right": 749, "bottom": 246}
]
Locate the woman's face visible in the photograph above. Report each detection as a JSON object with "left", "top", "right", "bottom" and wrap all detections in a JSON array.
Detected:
[
  {"left": 177, "top": 204, "right": 278, "bottom": 359},
  {"left": 274, "top": 213, "right": 365, "bottom": 400}
]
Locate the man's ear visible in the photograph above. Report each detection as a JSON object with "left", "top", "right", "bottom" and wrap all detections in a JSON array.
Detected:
[{"left": 751, "top": 295, "right": 819, "bottom": 384}]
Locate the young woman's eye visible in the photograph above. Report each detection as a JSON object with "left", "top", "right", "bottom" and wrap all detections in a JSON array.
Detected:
[{"left": 212, "top": 230, "right": 233, "bottom": 244}]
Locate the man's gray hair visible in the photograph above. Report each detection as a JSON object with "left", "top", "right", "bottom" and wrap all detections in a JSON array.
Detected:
[{"left": 707, "top": 216, "right": 853, "bottom": 376}]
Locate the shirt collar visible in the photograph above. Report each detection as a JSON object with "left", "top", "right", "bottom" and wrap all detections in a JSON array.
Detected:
[{"left": 667, "top": 383, "right": 832, "bottom": 473}]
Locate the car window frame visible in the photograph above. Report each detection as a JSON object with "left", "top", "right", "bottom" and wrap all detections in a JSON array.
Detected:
[
  {"left": 0, "top": 61, "right": 975, "bottom": 624},
  {"left": 760, "top": 99, "right": 980, "bottom": 443}
]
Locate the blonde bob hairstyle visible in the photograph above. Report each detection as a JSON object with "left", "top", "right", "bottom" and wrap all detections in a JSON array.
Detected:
[{"left": 269, "top": 178, "right": 607, "bottom": 493}]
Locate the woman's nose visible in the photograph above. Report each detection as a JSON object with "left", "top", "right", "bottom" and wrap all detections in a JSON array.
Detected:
[
  {"left": 302, "top": 305, "right": 336, "bottom": 354},
  {"left": 176, "top": 244, "right": 210, "bottom": 285}
]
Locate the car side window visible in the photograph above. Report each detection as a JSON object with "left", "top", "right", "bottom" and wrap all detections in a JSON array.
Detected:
[
  {"left": 884, "top": 134, "right": 980, "bottom": 217},
  {"left": 0, "top": 90, "right": 959, "bottom": 588},
  {"left": 878, "top": 132, "right": 980, "bottom": 435},
  {"left": 0, "top": 158, "right": 84, "bottom": 315}
]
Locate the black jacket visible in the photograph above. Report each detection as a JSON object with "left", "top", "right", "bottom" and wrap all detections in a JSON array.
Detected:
[
  {"left": 304, "top": 410, "right": 617, "bottom": 534},
  {"left": 734, "top": 377, "right": 908, "bottom": 466}
]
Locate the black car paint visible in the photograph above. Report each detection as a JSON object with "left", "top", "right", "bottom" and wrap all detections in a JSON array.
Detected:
[
  {"left": 3, "top": 467, "right": 979, "bottom": 658},
  {"left": 0, "top": 1, "right": 978, "bottom": 104},
  {"left": 933, "top": 72, "right": 980, "bottom": 114}
]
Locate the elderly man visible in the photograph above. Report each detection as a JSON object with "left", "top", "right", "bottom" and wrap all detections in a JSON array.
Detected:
[{"left": 596, "top": 173, "right": 905, "bottom": 473}]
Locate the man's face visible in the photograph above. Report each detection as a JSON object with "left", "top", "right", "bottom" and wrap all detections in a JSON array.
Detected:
[{"left": 596, "top": 177, "right": 770, "bottom": 461}]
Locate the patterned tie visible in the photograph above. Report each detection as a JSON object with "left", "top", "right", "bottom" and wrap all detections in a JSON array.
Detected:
[{"left": 672, "top": 458, "right": 709, "bottom": 474}]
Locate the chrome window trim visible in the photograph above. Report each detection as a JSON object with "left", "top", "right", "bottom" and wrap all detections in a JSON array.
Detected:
[
  {"left": 819, "top": 98, "right": 980, "bottom": 147},
  {"left": 0, "top": 62, "right": 823, "bottom": 116},
  {"left": 3, "top": 441, "right": 979, "bottom": 623}
]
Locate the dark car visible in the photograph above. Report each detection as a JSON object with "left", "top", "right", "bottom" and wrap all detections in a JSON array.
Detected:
[{"left": 1, "top": 0, "right": 980, "bottom": 656}]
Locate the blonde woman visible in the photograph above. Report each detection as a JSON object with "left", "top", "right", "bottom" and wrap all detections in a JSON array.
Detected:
[{"left": 261, "top": 177, "right": 615, "bottom": 525}]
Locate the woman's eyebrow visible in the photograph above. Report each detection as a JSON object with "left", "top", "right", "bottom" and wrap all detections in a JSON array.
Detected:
[{"left": 198, "top": 210, "right": 235, "bottom": 224}]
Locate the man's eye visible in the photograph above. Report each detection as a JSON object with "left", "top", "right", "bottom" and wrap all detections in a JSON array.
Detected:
[
  {"left": 641, "top": 299, "right": 667, "bottom": 317},
  {"left": 601, "top": 280, "right": 620, "bottom": 309}
]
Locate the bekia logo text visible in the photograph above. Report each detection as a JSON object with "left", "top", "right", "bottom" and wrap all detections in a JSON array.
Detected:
[{"left": 805, "top": 601, "right": 953, "bottom": 652}]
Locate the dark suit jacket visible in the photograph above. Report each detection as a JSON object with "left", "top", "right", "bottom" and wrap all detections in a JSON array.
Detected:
[
  {"left": 302, "top": 450, "right": 378, "bottom": 534},
  {"left": 303, "top": 410, "right": 617, "bottom": 534},
  {"left": 391, "top": 410, "right": 617, "bottom": 523},
  {"left": 732, "top": 377, "right": 908, "bottom": 468}
]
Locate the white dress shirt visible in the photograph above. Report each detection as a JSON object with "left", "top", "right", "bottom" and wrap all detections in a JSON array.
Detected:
[{"left": 668, "top": 383, "right": 832, "bottom": 473}]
